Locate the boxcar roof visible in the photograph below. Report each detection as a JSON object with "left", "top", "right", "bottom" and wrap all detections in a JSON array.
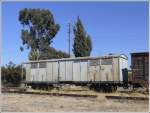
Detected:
[
  {"left": 22, "top": 54, "right": 128, "bottom": 64},
  {"left": 131, "top": 52, "right": 149, "bottom": 56}
]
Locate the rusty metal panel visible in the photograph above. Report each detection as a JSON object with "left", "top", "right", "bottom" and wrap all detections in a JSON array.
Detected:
[
  {"left": 100, "top": 65, "right": 113, "bottom": 81},
  {"left": 25, "top": 64, "right": 31, "bottom": 81},
  {"left": 39, "top": 62, "right": 47, "bottom": 81},
  {"left": 144, "top": 56, "right": 149, "bottom": 85},
  {"left": 132, "top": 56, "right": 144, "bottom": 79},
  {"left": 112, "top": 58, "right": 119, "bottom": 81},
  {"left": 80, "top": 61, "right": 88, "bottom": 81},
  {"left": 73, "top": 61, "right": 80, "bottom": 81},
  {"left": 30, "top": 63, "right": 38, "bottom": 81},
  {"left": 88, "top": 59, "right": 100, "bottom": 81},
  {"left": 52, "top": 62, "right": 59, "bottom": 82},
  {"left": 89, "top": 66, "right": 100, "bottom": 81},
  {"left": 131, "top": 52, "right": 149, "bottom": 87},
  {"left": 100, "top": 58, "right": 113, "bottom": 81},
  {"left": 47, "top": 62, "right": 53, "bottom": 81},
  {"left": 65, "top": 61, "right": 73, "bottom": 81},
  {"left": 59, "top": 61, "right": 66, "bottom": 81},
  {"left": 38, "top": 68, "right": 46, "bottom": 81},
  {"left": 31, "top": 69, "right": 38, "bottom": 81}
]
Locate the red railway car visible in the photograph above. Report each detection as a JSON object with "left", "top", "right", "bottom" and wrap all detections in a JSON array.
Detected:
[{"left": 131, "top": 52, "right": 149, "bottom": 88}]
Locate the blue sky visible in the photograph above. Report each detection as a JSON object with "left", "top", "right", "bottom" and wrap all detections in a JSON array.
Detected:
[{"left": 2, "top": 2, "right": 148, "bottom": 66}]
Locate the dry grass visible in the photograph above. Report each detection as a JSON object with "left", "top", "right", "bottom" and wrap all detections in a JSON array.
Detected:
[{"left": 2, "top": 91, "right": 148, "bottom": 112}]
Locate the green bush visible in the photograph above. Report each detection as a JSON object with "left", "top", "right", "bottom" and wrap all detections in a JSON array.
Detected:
[{"left": 1, "top": 61, "right": 25, "bottom": 86}]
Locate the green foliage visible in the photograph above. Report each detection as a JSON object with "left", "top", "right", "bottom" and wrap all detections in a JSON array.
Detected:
[
  {"left": 19, "top": 8, "right": 69, "bottom": 60},
  {"left": 28, "top": 49, "right": 39, "bottom": 60},
  {"left": 19, "top": 8, "right": 60, "bottom": 59},
  {"left": 40, "top": 47, "right": 69, "bottom": 59},
  {"left": 1, "top": 61, "right": 25, "bottom": 86},
  {"left": 29, "top": 47, "right": 69, "bottom": 60},
  {"left": 73, "top": 17, "right": 92, "bottom": 57},
  {"left": 86, "top": 35, "right": 92, "bottom": 56}
]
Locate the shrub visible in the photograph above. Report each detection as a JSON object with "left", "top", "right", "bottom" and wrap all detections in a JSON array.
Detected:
[{"left": 1, "top": 61, "right": 25, "bottom": 86}]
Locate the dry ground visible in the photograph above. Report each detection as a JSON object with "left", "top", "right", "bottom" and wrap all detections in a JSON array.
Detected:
[{"left": 2, "top": 91, "right": 149, "bottom": 112}]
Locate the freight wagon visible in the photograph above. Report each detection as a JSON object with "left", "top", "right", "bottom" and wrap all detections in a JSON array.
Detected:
[
  {"left": 22, "top": 54, "right": 128, "bottom": 91},
  {"left": 131, "top": 52, "right": 149, "bottom": 89}
]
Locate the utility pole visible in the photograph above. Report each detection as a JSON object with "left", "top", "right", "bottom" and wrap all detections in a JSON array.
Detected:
[{"left": 68, "top": 23, "right": 71, "bottom": 57}]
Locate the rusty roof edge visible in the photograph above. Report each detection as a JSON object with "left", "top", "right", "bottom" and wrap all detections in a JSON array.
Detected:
[
  {"left": 130, "top": 52, "right": 149, "bottom": 54},
  {"left": 22, "top": 54, "right": 128, "bottom": 64}
]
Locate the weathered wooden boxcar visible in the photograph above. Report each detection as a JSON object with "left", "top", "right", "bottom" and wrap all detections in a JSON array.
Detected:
[
  {"left": 22, "top": 54, "right": 128, "bottom": 90},
  {"left": 131, "top": 52, "right": 149, "bottom": 88}
]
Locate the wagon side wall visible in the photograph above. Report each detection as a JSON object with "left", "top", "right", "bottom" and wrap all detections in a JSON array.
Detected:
[
  {"left": 119, "top": 57, "right": 128, "bottom": 82},
  {"left": 25, "top": 64, "right": 31, "bottom": 82},
  {"left": 24, "top": 55, "right": 128, "bottom": 85},
  {"left": 112, "top": 57, "right": 120, "bottom": 82},
  {"left": 131, "top": 53, "right": 149, "bottom": 87}
]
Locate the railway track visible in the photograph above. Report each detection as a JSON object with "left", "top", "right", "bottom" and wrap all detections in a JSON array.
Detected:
[
  {"left": 3, "top": 91, "right": 97, "bottom": 98},
  {"left": 105, "top": 96, "right": 148, "bottom": 101},
  {"left": 2, "top": 87, "right": 148, "bottom": 101},
  {"left": 2, "top": 87, "right": 97, "bottom": 98}
]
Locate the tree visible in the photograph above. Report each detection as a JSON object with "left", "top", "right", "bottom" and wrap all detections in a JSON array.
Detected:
[
  {"left": 28, "top": 46, "right": 69, "bottom": 60},
  {"left": 28, "top": 50, "right": 38, "bottom": 60},
  {"left": 73, "top": 17, "right": 92, "bottom": 57},
  {"left": 86, "top": 35, "right": 92, "bottom": 56},
  {"left": 39, "top": 47, "right": 69, "bottom": 60},
  {"left": 1, "top": 61, "right": 25, "bottom": 86},
  {"left": 19, "top": 8, "right": 60, "bottom": 60}
]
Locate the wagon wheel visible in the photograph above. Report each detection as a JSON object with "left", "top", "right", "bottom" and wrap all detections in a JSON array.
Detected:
[
  {"left": 123, "top": 84, "right": 128, "bottom": 89},
  {"left": 112, "top": 86, "right": 116, "bottom": 92},
  {"left": 140, "top": 80, "right": 148, "bottom": 89}
]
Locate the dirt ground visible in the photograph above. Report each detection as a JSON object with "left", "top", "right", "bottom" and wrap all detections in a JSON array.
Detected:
[{"left": 2, "top": 92, "right": 149, "bottom": 112}]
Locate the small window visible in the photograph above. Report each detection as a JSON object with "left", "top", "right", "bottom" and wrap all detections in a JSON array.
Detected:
[
  {"left": 80, "top": 60, "right": 88, "bottom": 63},
  {"left": 89, "top": 59, "right": 99, "bottom": 66},
  {"left": 74, "top": 60, "right": 80, "bottom": 63},
  {"left": 31, "top": 63, "right": 38, "bottom": 69},
  {"left": 39, "top": 62, "right": 46, "bottom": 68},
  {"left": 101, "top": 58, "right": 112, "bottom": 65}
]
